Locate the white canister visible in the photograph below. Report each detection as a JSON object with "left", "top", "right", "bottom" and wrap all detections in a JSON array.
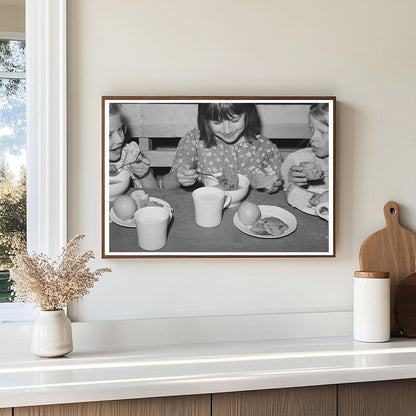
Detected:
[{"left": 353, "top": 271, "right": 390, "bottom": 342}]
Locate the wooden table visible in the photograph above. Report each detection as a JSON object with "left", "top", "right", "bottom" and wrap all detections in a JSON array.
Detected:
[{"left": 109, "top": 188, "right": 329, "bottom": 255}]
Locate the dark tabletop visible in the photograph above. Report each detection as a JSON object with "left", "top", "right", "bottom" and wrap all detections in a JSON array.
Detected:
[{"left": 109, "top": 187, "right": 329, "bottom": 255}]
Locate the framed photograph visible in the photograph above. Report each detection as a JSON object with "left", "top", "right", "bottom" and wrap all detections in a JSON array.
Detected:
[{"left": 102, "top": 96, "right": 336, "bottom": 258}]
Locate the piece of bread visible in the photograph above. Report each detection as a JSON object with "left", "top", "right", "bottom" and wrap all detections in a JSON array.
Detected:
[
  {"left": 286, "top": 184, "right": 317, "bottom": 210},
  {"left": 300, "top": 161, "right": 324, "bottom": 181},
  {"left": 319, "top": 191, "right": 329, "bottom": 204},
  {"left": 251, "top": 217, "right": 289, "bottom": 236},
  {"left": 262, "top": 217, "right": 289, "bottom": 236},
  {"left": 131, "top": 190, "right": 148, "bottom": 208},
  {"left": 309, "top": 193, "right": 322, "bottom": 207},
  {"left": 123, "top": 141, "right": 141, "bottom": 165},
  {"left": 250, "top": 220, "right": 269, "bottom": 235},
  {"left": 113, "top": 141, "right": 150, "bottom": 171},
  {"left": 317, "top": 203, "right": 329, "bottom": 216}
]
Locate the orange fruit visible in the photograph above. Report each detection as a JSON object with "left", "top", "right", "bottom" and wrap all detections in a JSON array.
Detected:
[
  {"left": 113, "top": 195, "right": 137, "bottom": 220},
  {"left": 238, "top": 201, "right": 261, "bottom": 226}
]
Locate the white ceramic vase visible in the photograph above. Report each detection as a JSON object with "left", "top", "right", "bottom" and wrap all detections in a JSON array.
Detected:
[{"left": 31, "top": 310, "right": 73, "bottom": 357}]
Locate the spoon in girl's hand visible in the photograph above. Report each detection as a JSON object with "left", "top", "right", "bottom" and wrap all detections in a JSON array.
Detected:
[
  {"left": 111, "top": 153, "right": 150, "bottom": 173},
  {"left": 198, "top": 171, "right": 220, "bottom": 184}
]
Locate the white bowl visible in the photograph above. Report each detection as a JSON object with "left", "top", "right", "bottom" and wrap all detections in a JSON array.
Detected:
[
  {"left": 204, "top": 173, "right": 249, "bottom": 208},
  {"left": 109, "top": 169, "right": 131, "bottom": 200}
]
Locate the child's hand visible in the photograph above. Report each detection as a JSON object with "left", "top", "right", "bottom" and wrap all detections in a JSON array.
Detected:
[
  {"left": 264, "top": 178, "right": 282, "bottom": 194},
  {"left": 129, "top": 154, "right": 151, "bottom": 178},
  {"left": 288, "top": 165, "right": 307, "bottom": 187},
  {"left": 250, "top": 173, "right": 282, "bottom": 193},
  {"left": 177, "top": 164, "right": 198, "bottom": 187}
]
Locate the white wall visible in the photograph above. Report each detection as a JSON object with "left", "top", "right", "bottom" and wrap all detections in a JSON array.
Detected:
[
  {"left": 67, "top": 0, "right": 416, "bottom": 322},
  {"left": 0, "top": 3, "right": 24, "bottom": 33}
]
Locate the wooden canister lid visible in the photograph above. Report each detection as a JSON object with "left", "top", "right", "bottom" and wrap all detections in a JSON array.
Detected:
[{"left": 354, "top": 271, "right": 389, "bottom": 279}]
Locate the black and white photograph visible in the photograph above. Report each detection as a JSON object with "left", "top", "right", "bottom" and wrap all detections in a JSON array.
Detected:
[{"left": 102, "top": 97, "right": 335, "bottom": 257}]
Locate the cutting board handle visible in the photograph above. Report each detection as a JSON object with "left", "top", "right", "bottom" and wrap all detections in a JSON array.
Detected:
[{"left": 384, "top": 201, "right": 400, "bottom": 228}]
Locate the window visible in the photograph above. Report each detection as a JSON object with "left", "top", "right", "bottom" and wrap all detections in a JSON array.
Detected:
[
  {"left": 0, "top": 35, "right": 27, "bottom": 305},
  {"left": 0, "top": 0, "right": 67, "bottom": 323},
  {"left": 0, "top": 32, "right": 34, "bottom": 322}
]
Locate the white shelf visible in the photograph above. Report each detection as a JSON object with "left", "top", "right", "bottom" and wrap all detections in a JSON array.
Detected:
[{"left": 1, "top": 315, "right": 416, "bottom": 408}]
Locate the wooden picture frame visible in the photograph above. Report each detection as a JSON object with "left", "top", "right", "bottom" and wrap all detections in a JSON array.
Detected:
[{"left": 102, "top": 96, "right": 336, "bottom": 258}]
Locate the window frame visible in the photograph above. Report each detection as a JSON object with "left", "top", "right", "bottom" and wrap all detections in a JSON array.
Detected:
[
  {"left": 0, "top": 0, "right": 67, "bottom": 323},
  {"left": 26, "top": 0, "right": 67, "bottom": 257}
]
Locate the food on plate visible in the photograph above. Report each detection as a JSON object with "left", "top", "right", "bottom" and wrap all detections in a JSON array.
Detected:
[
  {"left": 309, "top": 192, "right": 322, "bottom": 207},
  {"left": 251, "top": 216, "right": 289, "bottom": 236},
  {"left": 319, "top": 191, "right": 329, "bottom": 204},
  {"left": 317, "top": 204, "right": 329, "bottom": 217},
  {"left": 215, "top": 167, "right": 239, "bottom": 191},
  {"left": 238, "top": 201, "right": 261, "bottom": 226},
  {"left": 263, "top": 217, "right": 289, "bottom": 236},
  {"left": 217, "top": 176, "right": 238, "bottom": 191},
  {"left": 147, "top": 200, "right": 165, "bottom": 208},
  {"left": 315, "top": 201, "right": 329, "bottom": 221},
  {"left": 113, "top": 195, "right": 137, "bottom": 220},
  {"left": 250, "top": 219, "right": 269, "bottom": 235},
  {"left": 131, "top": 190, "right": 169, "bottom": 210},
  {"left": 286, "top": 184, "right": 329, "bottom": 214},
  {"left": 300, "top": 161, "right": 324, "bottom": 181},
  {"left": 131, "top": 190, "right": 149, "bottom": 208},
  {"left": 286, "top": 184, "right": 316, "bottom": 210}
]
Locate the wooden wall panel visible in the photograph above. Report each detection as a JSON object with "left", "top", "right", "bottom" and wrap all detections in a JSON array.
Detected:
[
  {"left": 338, "top": 380, "right": 416, "bottom": 416},
  {"left": 121, "top": 103, "right": 311, "bottom": 139},
  {"left": 0, "top": 409, "right": 12, "bottom": 416},
  {"left": 212, "top": 385, "right": 336, "bottom": 416},
  {"left": 15, "top": 394, "right": 210, "bottom": 416}
]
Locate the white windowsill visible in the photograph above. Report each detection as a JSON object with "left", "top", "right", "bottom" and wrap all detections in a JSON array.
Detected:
[{"left": 0, "top": 303, "right": 37, "bottom": 324}]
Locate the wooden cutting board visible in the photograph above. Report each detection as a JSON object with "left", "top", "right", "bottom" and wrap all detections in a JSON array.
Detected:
[{"left": 359, "top": 201, "right": 416, "bottom": 336}]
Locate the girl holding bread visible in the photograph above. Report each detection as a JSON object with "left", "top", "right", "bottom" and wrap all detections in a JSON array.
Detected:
[
  {"left": 109, "top": 103, "right": 158, "bottom": 189},
  {"left": 281, "top": 103, "right": 329, "bottom": 191}
]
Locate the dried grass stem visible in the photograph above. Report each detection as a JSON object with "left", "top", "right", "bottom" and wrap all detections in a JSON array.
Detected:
[{"left": 10, "top": 234, "right": 111, "bottom": 310}]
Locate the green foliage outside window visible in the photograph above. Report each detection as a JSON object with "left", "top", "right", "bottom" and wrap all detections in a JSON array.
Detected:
[
  {"left": 0, "top": 38, "right": 27, "bottom": 302},
  {"left": 0, "top": 270, "right": 12, "bottom": 302},
  {"left": 0, "top": 163, "right": 26, "bottom": 302}
]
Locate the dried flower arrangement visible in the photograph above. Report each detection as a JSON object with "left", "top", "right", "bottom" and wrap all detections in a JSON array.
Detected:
[{"left": 10, "top": 234, "right": 111, "bottom": 311}]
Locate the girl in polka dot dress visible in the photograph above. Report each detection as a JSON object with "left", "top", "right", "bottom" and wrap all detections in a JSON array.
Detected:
[{"left": 162, "top": 103, "right": 283, "bottom": 193}]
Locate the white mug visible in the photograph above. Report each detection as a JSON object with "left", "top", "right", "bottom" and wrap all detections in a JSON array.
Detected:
[
  {"left": 192, "top": 186, "right": 231, "bottom": 228},
  {"left": 134, "top": 206, "right": 172, "bottom": 251}
]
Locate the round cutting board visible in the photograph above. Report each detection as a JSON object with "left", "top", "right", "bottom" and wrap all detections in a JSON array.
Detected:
[
  {"left": 359, "top": 201, "right": 416, "bottom": 336},
  {"left": 395, "top": 272, "right": 416, "bottom": 337}
]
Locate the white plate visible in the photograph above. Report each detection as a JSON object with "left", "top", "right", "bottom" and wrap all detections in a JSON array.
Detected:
[
  {"left": 233, "top": 205, "right": 297, "bottom": 239},
  {"left": 298, "top": 189, "right": 327, "bottom": 216},
  {"left": 110, "top": 197, "right": 172, "bottom": 228}
]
